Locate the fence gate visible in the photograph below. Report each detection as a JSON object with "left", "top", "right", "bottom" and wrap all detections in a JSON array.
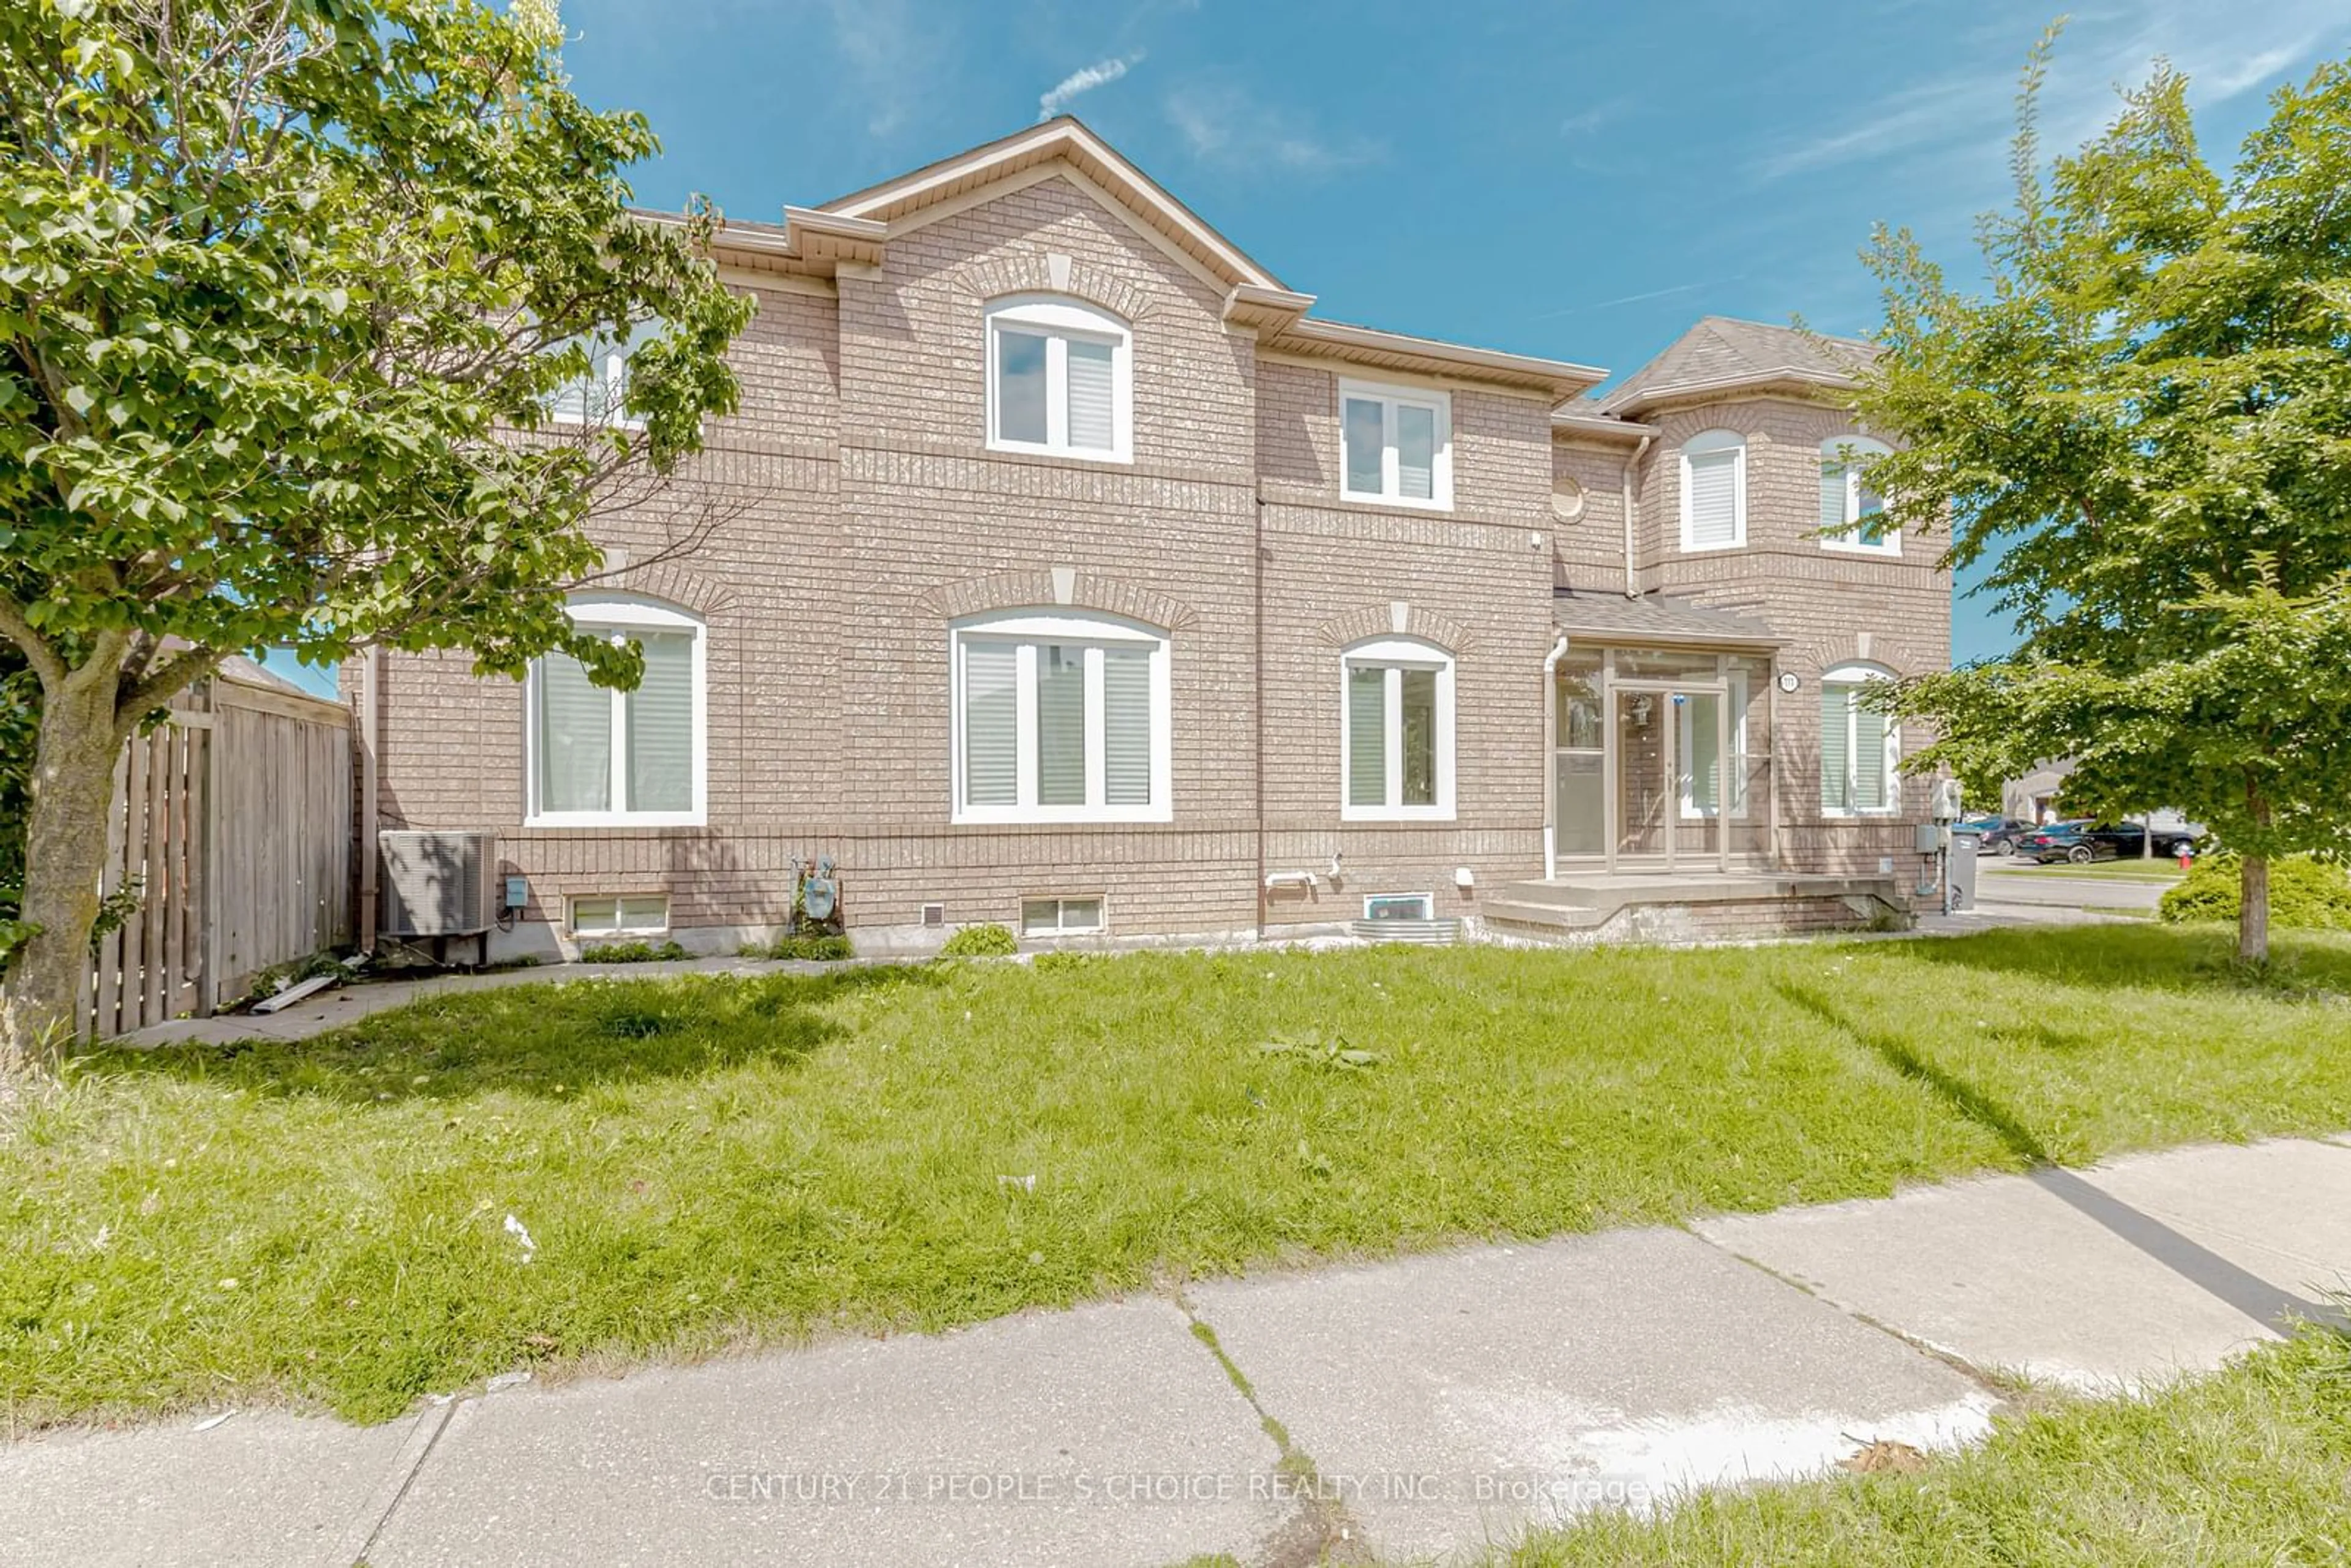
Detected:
[{"left": 83, "top": 667, "right": 352, "bottom": 1039}]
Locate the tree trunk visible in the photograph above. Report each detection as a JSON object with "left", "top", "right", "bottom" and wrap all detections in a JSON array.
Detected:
[
  {"left": 2238, "top": 853, "right": 2270, "bottom": 966},
  {"left": 1, "top": 661, "right": 128, "bottom": 1065}
]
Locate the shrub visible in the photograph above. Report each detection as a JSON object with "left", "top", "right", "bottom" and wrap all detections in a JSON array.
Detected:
[
  {"left": 744, "top": 933, "right": 855, "bottom": 962},
  {"left": 1030, "top": 949, "right": 1104, "bottom": 974},
  {"left": 939, "top": 923, "right": 1018, "bottom": 958},
  {"left": 2159, "top": 854, "right": 2351, "bottom": 929},
  {"left": 579, "top": 939, "right": 690, "bottom": 964}
]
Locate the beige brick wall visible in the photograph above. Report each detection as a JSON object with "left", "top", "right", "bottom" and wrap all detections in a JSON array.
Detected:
[{"left": 360, "top": 168, "right": 1949, "bottom": 953}]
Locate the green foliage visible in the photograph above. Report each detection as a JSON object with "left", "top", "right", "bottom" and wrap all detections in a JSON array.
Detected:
[
  {"left": 1850, "top": 36, "right": 2351, "bottom": 956},
  {"left": 1029, "top": 949, "right": 1103, "bottom": 974},
  {"left": 939, "top": 923, "right": 1019, "bottom": 958},
  {"left": 2161, "top": 855, "right": 2351, "bottom": 929},
  {"left": 9, "top": 928, "right": 2351, "bottom": 1424},
  {"left": 579, "top": 939, "right": 688, "bottom": 964},
  {"left": 744, "top": 933, "right": 855, "bottom": 962}
]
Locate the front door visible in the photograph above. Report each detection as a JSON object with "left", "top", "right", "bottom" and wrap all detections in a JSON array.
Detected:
[{"left": 1614, "top": 685, "right": 1725, "bottom": 871}]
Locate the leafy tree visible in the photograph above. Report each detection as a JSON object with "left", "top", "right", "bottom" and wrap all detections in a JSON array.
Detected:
[
  {"left": 0, "top": 0, "right": 755, "bottom": 1055},
  {"left": 1851, "top": 36, "right": 2351, "bottom": 963}
]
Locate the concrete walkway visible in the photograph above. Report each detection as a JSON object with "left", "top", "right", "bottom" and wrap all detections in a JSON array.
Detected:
[{"left": 6, "top": 1134, "right": 2345, "bottom": 1568}]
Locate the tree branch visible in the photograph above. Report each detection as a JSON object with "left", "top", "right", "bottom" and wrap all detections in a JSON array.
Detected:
[
  {"left": 118, "top": 643, "right": 225, "bottom": 724},
  {"left": 0, "top": 593, "right": 65, "bottom": 688}
]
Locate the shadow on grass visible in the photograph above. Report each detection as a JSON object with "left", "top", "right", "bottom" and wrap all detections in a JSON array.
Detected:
[
  {"left": 1895, "top": 921, "right": 2351, "bottom": 999},
  {"left": 1778, "top": 979, "right": 2337, "bottom": 1335},
  {"left": 81, "top": 963, "right": 942, "bottom": 1105}
]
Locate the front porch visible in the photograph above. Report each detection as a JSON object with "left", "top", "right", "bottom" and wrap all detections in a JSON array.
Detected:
[{"left": 1480, "top": 869, "right": 1908, "bottom": 946}]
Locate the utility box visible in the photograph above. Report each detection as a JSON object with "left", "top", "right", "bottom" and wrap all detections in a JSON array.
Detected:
[{"left": 1948, "top": 832, "right": 1981, "bottom": 912}]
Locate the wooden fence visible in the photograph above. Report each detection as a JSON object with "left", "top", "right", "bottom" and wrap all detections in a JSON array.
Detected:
[{"left": 83, "top": 667, "right": 352, "bottom": 1039}]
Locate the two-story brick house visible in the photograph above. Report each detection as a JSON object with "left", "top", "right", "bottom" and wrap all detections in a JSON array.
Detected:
[{"left": 355, "top": 119, "right": 1948, "bottom": 958}]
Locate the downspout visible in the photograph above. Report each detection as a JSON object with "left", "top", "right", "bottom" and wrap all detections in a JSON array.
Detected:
[
  {"left": 1253, "top": 483, "right": 1268, "bottom": 941},
  {"left": 1620, "top": 434, "right": 1652, "bottom": 598},
  {"left": 1541, "top": 632, "right": 1569, "bottom": 880},
  {"left": 356, "top": 644, "right": 381, "bottom": 959}
]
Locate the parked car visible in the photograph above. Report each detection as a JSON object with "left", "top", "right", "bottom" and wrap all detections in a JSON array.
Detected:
[
  {"left": 2014, "top": 819, "right": 2199, "bottom": 864},
  {"left": 1957, "top": 816, "right": 2035, "bottom": 855}
]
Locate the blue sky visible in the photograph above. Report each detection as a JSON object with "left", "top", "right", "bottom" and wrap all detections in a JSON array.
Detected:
[{"left": 260, "top": 0, "right": 2351, "bottom": 695}]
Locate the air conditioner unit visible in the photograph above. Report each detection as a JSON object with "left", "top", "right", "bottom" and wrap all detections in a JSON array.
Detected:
[{"left": 379, "top": 830, "right": 498, "bottom": 937}]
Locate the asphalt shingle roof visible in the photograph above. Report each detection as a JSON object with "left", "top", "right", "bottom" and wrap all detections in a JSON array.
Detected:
[
  {"left": 1599, "top": 318, "right": 1873, "bottom": 416},
  {"left": 1553, "top": 590, "right": 1785, "bottom": 646}
]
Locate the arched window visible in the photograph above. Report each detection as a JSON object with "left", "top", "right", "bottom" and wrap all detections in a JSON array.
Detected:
[
  {"left": 527, "top": 595, "right": 707, "bottom": 827},
  {"left": 950, "top": 609, "right": 1170, "bottom": 823},
  {"left": 1679, "top": 429, "right": 1746, "bottom": 551},
  {"left": 984, "top": 296, "right": 1133, "bottom": 461},
  {"left": 1820, "top": 662, "right": 1899, "bottom": 816},
  {"left": 1341, "top": 636, "right": 1456, "bottom": 820},
  {"left": 1820, "top": 435, "right": 1897, "bottom": 555}
]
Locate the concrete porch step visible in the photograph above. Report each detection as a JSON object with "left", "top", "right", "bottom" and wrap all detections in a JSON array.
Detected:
[{"left": 1476, "top": 898, "right": 1610, "bottom": 932}]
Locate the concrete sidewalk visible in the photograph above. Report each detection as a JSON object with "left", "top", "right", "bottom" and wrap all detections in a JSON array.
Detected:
[{"left": 6, "top": 1134, "right": 2345, "bottom": 1567}]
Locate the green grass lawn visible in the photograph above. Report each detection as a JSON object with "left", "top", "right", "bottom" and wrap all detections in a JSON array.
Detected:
[
  {"left": 7, "top": 925, "right": 2351, "bottom": 1426},
  {"left": 1490, "top": 1324, "right": 2351, "bottom": 1566}
]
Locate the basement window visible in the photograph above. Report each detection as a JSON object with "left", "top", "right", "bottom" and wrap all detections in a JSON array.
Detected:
[
  {"left": 1021, "top": 896, "right": 1105, "bottom": 936},
  {"left": 572, "top": 894, "right": 669, "bottom": 936},
  {"left": 1362, "top": 893, "right": 1433, "bottom": 921}
]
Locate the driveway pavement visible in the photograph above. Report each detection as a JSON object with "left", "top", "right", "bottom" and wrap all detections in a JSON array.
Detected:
[
  {"left": 6, "top": 1133, "right": 2343, "bottom": 1567},
  {"left": 1972, "top": 860, "right": 2173, "bottom": 921}
]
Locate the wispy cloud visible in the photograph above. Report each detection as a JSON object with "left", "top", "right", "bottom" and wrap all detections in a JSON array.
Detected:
[
  {"left": 822, "top": 0, "right": 942, "bottom": 139},
  {"left": 1164, "top": 84, "right": 1382, "bottom": 174},
  {"left": 1527, "top": 276, "right": 1745, "bottom": 322},
  {"left": 1559, "top": 97, "right": 1631, "bottom": 138},
  {"left": 1753, "top": 0, "right": 2351, "bottom": 187},
  {"left": 1039, "top": 51, "right": 1146, "bottom": 121}
]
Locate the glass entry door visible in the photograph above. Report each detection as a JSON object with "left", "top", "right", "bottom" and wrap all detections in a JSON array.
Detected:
[{"left": 1614, "top": 685, "right": 1725, "bottom": 869}]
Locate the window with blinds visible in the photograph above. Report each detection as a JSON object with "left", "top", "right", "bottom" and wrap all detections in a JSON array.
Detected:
[
  {"left": 1340, "top": 382, "right": 1452, "bottom": 507},
  {"left": 1680, "top": 431, "right": 1745, "bottom": 550},
  {"left": 543, "top": 318, "right": 661, "bottom": 427},
  {"left": 1819, "top": 437, "right": 1899, "bottom": 554},
  {"left": 530, "top": 605, "right": 705, "bottom": 826},
  {"left": 1820, "top": 667, "right": 1897, "bottom": 815},
  {"left": 954, "top": 615, "right": 1168, "bottom": 823},
  {"left": 1342, "top": 640, "right": 1455, "bottom": 818},
  {"left": 985, "top": 298, "right": 1130, "bottom": 460}
]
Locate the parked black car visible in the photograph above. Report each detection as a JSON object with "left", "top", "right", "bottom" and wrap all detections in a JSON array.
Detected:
[
  {"left": 1957, "top": 816, "right": 2036, "bottom": 855},
  {"left": 2014, "top": 819, "right": 2197, "bottom": 864}
]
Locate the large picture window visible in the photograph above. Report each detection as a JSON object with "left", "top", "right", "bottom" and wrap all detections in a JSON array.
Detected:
[
  {"left": 527, "top": 597, "right": 707, "bottom": 827},
  {"left": 1820, "top": 662, "right": 1899, "bottom": 816},
  {"left": 951, "top": 611, "right": 1171, "bottom": 823},
  {"left": 1341, "top": 637, "right": 1456, "bottom": 820},
  {"left": 984, "top": 296, "right": 1133, "bottom": 462}
]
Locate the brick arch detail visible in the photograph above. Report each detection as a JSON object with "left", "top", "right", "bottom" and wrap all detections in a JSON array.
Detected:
[
  {"left": 920, "top": 569, "right": 1198, "bottom": 633},
  {"left": 953, "top": 254, "right": 1157, "bottom": 326},
  {"left": 1313, "top": 604, "right": 1476, "bottom": 655},
  {"left": 585, "top": 560, "right": 737, "bottom": 618}
]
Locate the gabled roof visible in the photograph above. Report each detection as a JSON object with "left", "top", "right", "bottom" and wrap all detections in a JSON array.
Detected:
[
  {"left": 1599, "top": 318, "right": 1873, "bottom": 418},
  {"left": 656, "top": 118, "right": 1607, "bottom": 400}
]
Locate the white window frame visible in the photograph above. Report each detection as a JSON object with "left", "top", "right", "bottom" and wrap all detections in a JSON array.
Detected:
[
  {"left": 523, "top": 595, "right": 708, "bottom": 829},
  {"left": 544, "top": 320, "right": 658, "bottom": 430},
  {"left": 569, "top": 894, "right": 670, "bottom": 937},
  {"left": 1820, "top": 661, "right": 1901, "bottom": 819},
  {"left": 983, "top": 295, "right": 1133, "bottom": 463},
  {"left": 1362, "top": 892, "right": 1434, "bottom": 921},
  {"left": 1020, "top": 895, "right": 1107, "bottom": 936},
  {"left": 1678, "top": 428, "right": 1748, "bottom": 552},
  {"left": 1820, "top": 436, "right": 1899, "bottom": 557},
  {"left": 1677, "top": 670, "right": 1752, "bottom": 822},
  {"left": 948, "top": 609, "right": 1172, "bottom": 825},
  {"left": 1340, "top": 636, "right": 1457, "bottom": 822},
  {"left": 1338, "top": 379, "right": 1453, "bottom": 510}
]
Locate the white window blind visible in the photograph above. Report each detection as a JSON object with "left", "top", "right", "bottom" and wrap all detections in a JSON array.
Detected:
[
  {"left": 1102, "top": 647, "right": 1152, "bottom": 805},
  {"left": 963, "top": 642, "right": 1019, "bottom": 806},
  {"left": 1821, "top": 671, "right": 1895, "bottom": 814},
  {"left": 537, "top": 653, "right": 611, "bottom": 812},
  {"left": 1340, "top": 383, "right": 1451, "bottom": 506},
  {"left": 1036, "top": 644, "right": 1086, "bottom": 807},
  {"left": 1686, "top": 448, "right": 1741, "bottom": 548},
  {"left": 1851, "top": 703, "right": 1891, "bottom": 811},
  {"left": 1065, "top": 339, "right": 1115, "bottom": 451},
  {"left": 1820, "top": 685, "right": 1853, "bottom": 813},
  {"left": 626, "top": 631, "right": 694, "bottom": 812},
  {"left": 1347, "top": 667, "right": 1387, "bottom": 807},
  {"left": 1820, "top": 462, "right": 1848, "bottom": 535},
  {"left": 1396, "top": 404, "right": 1436, "bottom": 501}
]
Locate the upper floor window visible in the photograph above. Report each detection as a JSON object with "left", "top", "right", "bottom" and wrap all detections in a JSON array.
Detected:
[
  {"left": 545, "top": 319, "right": 661, "bottom": 428},
  {"left": 1820, "top": 437, "right": 1898, "bottom": 555},
  {"left": 1679, "top": 429, "right": 1746, "bottom": 551},
  {"left": 1820, "top": 662, "right": 1899, "bottom": 817},
  {"left": 951, "top": 610, "right": 1170, "bottom": 824},
  {"left": 1341, "top": 380, "right": 1452, "bottom": 509},
  {"left": 984, "top": 296, "right": 1132, "bottom": 462},
  {"left": 528, "top": 596, "right": 707, "bottom": 828},
  {"left": 1341, "top": 636, "right": 1455, "bottom": 820}
]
